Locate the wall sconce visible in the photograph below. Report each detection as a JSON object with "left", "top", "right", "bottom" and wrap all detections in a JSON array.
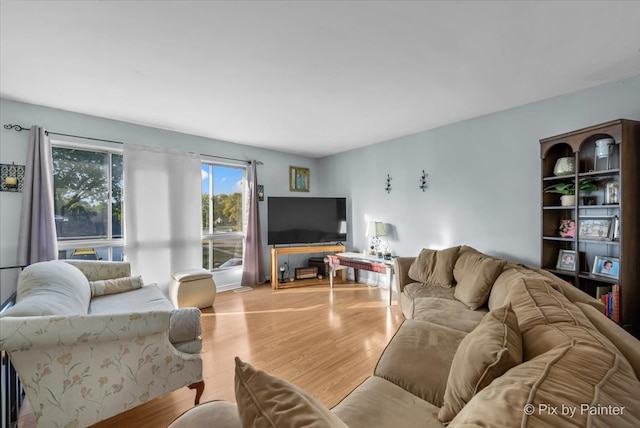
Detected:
[
  {"left": 419, "top": 170, "right": 428, "bottom": 191},
  {"left": 385, "top": 174, "right": 392, "bottom": 193},
  {"left": 1, "top": 162, "right": 25, "bottom": 192},
  {"left": 258, "top": 184, "right": 264, "bottom": 201}
]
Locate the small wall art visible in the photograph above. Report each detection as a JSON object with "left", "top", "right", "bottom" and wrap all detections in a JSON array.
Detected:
[
  {"left": 419, "top": 170, "right": 428, "bottom": 191},
  {"left": 289, "top": 166, "right": 310, "bottom": 192},
  {"left": 1, "top": 162, "right": 25, "bottom": 192}
]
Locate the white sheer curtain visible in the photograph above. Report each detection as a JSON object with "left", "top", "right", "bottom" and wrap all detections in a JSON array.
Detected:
[
  {"left": 241, "top": 160, "right": 265, "bottom": 286},
  {"left": 17, "top": 126, "right": 57, "bottom": 265},
  {"left": 124, "top": 144, "right": 202, "bottom": 294}
]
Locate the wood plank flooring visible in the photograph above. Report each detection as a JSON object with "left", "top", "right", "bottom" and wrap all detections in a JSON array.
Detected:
[{"left": 18, "top": 282, "right": 404, "bottom": 427}]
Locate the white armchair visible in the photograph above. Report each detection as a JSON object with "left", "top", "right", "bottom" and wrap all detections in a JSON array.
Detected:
[{"left": 0, "top": 260, "right": 204, "bottom": 427}]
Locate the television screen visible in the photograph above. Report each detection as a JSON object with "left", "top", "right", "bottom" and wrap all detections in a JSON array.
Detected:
[{"left": 267, "top": 197, "right": 347, "bottom": 245}]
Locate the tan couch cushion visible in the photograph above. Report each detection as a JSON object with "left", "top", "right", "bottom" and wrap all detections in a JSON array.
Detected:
[
  {"left": 400, "top": 283, "right": 487, "bottom": 333},
  {"left": 438, "top": 303, "right": 522, "bottom": 423},
  {"left": 576, "top": 302, "right": 640, "bottom": 381},
  {"left": 332, "top": 376, "right": 445, "bottom": 428},
  {"left": 453, "top": 253, "right": 505, "bottom": 310},
  {"left": 408, "top": 246, "right": 460, "bottom": 287},
  {"left": 374, "top": 320, "right": 467, "bottom": 407},
  {"left": 411, "top": 297, "right": 487, "bottom": 333},
  {"left": 234, "top": 357, "right": 347, "bottom": 428},
  {"left": 452, "top": 245, "right": 481, "bottom": 282},
  {"left": 488, "top": 264, "right": 556, "bottom": 311},
  {"left": 449, "top": 340, "right": 640, "bottom": 427},
  {"left": 504, "top": 276, "right": 610, "bottom": 360}
]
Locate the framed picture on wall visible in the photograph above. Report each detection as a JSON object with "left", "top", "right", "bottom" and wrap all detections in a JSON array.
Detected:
[{"left": 289, "top": 166, "right": 310, "bottom": 192}]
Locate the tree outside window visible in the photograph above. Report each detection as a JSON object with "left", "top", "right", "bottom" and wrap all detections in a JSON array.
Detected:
[
  {"left": 52, "top": 145, "right": 123, "bottom": 261},
  {"left": 202, "top": 163, "right": 245, "bottom": 270}
]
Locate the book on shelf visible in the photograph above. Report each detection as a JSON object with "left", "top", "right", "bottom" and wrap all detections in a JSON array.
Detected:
[
  {"left": 600, "top": 284, "right": 620, "bottom": 324},
  {"left": 613, "top": 284, "right": 620, "bottom": 323}
]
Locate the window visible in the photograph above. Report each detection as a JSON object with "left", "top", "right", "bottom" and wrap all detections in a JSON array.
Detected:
[
  {"left": 201, "top": 163, "right": 245, "bottom": 270},
  {"left": 52, "top": 144, "right": 124, "bottom": 261}
]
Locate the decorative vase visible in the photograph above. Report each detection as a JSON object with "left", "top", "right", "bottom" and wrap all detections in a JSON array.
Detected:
[
  {"left": 560, "top": 195, "right": 575, "bottom": 207},
  {"left": 604, "top": 181, "right": 620, "bottom": 205},
  {"left": 553, "top": 157, "right": 575, "bottom": 176}
]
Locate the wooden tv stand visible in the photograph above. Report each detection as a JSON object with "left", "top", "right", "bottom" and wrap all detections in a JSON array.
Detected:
[{"left": 270, "top": 244, "right": 346, "bottom": 289}]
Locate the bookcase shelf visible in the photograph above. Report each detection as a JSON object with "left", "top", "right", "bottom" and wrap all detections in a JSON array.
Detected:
[{"left": 540, "top": 119, "right": 640, "bottom": 337}]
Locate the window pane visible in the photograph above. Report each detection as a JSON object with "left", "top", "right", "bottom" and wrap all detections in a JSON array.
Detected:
[
  {"left": 202, "top": 239, "right": 211, "bottom": 270},
  {"left": 213, "top": 236, "right": 243, "bottom": 269},
  {"left": 112, "top": 154, "right": 123, "bottom": 238},
  {"left": 213, "top": 165, "right": 244, "bottom": 233},
  {"left": 112, "top": 246, "right": 124, "bottom": 262},
  {"left": 58, "top": 246, "right": 123, "bottom": 261},
  {"left": 202, "top": 164, "right": 212, "bottom": 234},
  {"left": 201, "top": 163, "right": 245, "bottom": 271},
  {"left": 53, "top": 148, "right": 109, "bottom": 239}
]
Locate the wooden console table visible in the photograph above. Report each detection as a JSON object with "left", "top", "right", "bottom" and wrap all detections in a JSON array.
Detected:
[
  {"left": 270, "top": 244, "right": 346, "bottom": 289},
  {"left": 328, "top": 253, "right": 395, "bottom": 306}
]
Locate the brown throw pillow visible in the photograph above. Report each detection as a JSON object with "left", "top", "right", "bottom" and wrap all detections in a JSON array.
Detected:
[
  {"left": 407, "top": 246, "right": 460, "bottom": 287},
  {"left": 438, "top": 303, "right": 522, "bottom": 424},
  {"left": 454, "top": 253, "right": 505, "bottom": 310},
  {"left": 89, "top": 276, "right": 144, "bottom": 297},
  {"left": 234, "top": 357, "right": 348, "bottom": 428}
]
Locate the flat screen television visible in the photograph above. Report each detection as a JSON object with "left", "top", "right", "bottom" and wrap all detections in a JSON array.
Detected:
[{"left": 268, "top": 197, "right": 347, "bottom": 245}]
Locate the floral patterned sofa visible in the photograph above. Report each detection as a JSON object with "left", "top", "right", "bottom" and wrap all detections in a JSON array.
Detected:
[{"left": 0, "top": 260, "right": 204, "bottom": 427}]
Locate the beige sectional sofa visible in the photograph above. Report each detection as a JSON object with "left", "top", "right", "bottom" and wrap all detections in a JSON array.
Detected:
[
  {"left": 0, "top": 260, "right": 204, "bottom": 427},
  {"left": 171, "top": 245, "right": 640, "bottom": 427}
]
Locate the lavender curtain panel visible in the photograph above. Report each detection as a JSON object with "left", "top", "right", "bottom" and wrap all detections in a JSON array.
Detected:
[
  {"left": 241, "top": 160, "right": 265, "bottom": 287},
  {"left": 17, "top": 126, "right": 57, "bottom": 265},
  {"left": 123, "top": 144, "right": 202, "bottom": 294}
]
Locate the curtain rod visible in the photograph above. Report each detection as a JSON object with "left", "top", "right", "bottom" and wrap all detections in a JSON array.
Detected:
[{"left": 3, "top": 124, "right": 262, "bottom": 165}]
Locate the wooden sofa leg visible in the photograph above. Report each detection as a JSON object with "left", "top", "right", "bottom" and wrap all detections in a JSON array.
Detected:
[{"left": 188, "top": 381, "right": 205, "bottom": 405}]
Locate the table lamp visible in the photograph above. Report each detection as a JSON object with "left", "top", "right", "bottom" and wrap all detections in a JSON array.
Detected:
[{"left": 366, "top": 221, "right": 386, "bottom": 256}]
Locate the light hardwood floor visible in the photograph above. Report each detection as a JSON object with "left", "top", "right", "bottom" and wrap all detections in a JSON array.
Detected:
[{"left": 18, "top": 282, "right": 403, "bottom": 427}]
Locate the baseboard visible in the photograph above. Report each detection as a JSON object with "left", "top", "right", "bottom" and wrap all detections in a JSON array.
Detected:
[{"left": 217, "top": 282, "right": 242, "bottom": 292}]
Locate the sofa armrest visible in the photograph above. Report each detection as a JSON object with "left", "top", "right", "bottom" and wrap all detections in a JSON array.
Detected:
[
  {"left": 63, "top": 260, "right": 132, "bottom": 281},
  {"left": 0, "top": 311, "right": 172, "bottom": 351},
  {"left": 575, "top": 302, "right": 640, "bottom": 381},
  {"left": 393, "top": 257, "right": 415, "bottom": 295},
  {"left": 1, "top": 310, "right": 203, "bottom": 427}
]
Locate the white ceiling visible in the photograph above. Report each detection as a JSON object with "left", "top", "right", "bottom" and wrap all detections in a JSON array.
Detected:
[{"left": 1, "top": 1, "right": 639, "bottom": 158}]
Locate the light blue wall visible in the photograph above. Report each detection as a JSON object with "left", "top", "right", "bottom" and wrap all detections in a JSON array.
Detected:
[
  {"left": 2, "top": 76, "right": 639, "bottom": 299},
  {"left": 318, "top": 76, "right": 640, "bottom": 287},
  {"left": 0, "top": 98, "right": 320, "bottom": 301}
]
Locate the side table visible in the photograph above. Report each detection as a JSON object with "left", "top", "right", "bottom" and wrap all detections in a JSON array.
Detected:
[{"left": 328, "top": 253, "right": 395, "bottom": 305}]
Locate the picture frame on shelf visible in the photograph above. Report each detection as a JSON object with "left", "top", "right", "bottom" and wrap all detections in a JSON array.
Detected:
[
  {"left": 556, "top": 249, "right": 576, "bottom": 271},
  {"left": 592, "top": 256, "right": 620, "bottom": 279},
  {"left": 558, "top": 219, "right": 575, "bottom": 238},
  {"left": 289, "top": 166, "right": 310, "bottom": 192},
  {"left": 612, "top": 216, "right": 620, "bottom": 241},
  {"left": 578, "top": 216, "right": 614, "bottom": 241}
]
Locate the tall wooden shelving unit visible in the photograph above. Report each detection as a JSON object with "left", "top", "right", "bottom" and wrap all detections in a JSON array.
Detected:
[{"left": 540, "top": 119, "right": 640, "bottom": 337}]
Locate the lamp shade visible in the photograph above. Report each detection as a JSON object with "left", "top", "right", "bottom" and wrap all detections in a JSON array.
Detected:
[{"left": 366, "top": 221, "right": 386, "bottom": 237}]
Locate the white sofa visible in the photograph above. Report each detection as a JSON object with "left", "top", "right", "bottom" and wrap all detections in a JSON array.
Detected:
[{"left": 0, "top": 260, "right": 204, "bottom": 427}]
